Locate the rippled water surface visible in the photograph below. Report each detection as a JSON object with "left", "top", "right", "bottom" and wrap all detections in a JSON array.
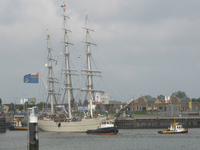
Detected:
[{"left": 0, "top": 128, "right": 200, "bottom": 150}]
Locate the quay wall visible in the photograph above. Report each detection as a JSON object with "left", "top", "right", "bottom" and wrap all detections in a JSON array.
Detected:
[
  {"left": 116, "top": 117, "right": 200, "bottom": 129},
  {"left": 0, "top": 117, "right": 6, "bottom": 133},
  {"left": 4, "top": 115, "right": 200, "bottom": 129}
]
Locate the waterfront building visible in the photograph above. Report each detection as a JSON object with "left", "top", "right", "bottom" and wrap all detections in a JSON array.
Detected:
[
  {"left": 95, "top": 95, "right": 200, "bottom": 113},
  {"left": 129, "top": 95, "right": 199, "bottom": 112},
  {"left": 0, "top": 105, "right": 9, "bottom": 113}
]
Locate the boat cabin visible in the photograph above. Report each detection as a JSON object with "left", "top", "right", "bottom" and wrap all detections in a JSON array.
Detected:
[
  {"left": 158, "top": 118, "right": 187, "bottom": 134},
  {"left": 170, "top": 121, "right": 184, "bottom": 132},
  {"left": 99, "top": 120, "right": 115, "bottom": 128},
  {"left": 10, "top": 118, "right": 22, "bottom": 127}
]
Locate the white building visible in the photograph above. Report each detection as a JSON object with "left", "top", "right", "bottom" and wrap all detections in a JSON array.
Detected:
[
  {"left": 85, "top": 92, "right": 109, "bottom": 111},
  {"left": 20, "top": 98, "right": 28, "bottom": 104},
  {"left": 20, "top": 97, "right": 36, "bottom": 104},
  {"left": 100, "top": 93, "right": 109, "bottom": 104}
]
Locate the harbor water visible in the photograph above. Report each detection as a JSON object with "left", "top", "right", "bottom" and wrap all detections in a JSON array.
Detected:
[{"left": 0, "top": 128, "right": 200, "bottom": 150}]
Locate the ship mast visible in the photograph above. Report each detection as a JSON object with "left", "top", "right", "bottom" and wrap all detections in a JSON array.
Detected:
[
  {"left": 46, "top": 30, "right": 59, "bottom": 114},
  {"left": 61, "top": 3, "right": 79, "bottom": 118},
  {"left": 81, "top": 12, "right": 104, "bottom": 118}
]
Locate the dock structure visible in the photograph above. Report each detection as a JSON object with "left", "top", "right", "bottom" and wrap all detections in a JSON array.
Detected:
[
  {"left": 28, "top": 107, "right": 39, "bottom": 150},
  {"left": 0, "top": 116, "right": 6, "bottom": 133},
  {"left": 115, "top": 118, "right": 135, "bottom": 129},
  {"left": 115, "top": 116, "right": 200, "bottom": 129}
]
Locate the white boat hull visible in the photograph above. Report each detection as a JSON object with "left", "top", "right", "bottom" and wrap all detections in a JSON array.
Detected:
[{"left": 38, "top": 118, "right": 105, "bottom": 132}]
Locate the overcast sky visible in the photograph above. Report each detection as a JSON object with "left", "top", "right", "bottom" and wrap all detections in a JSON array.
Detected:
[{"left": 1, "top": 0, "right": 200, "bottom": 104}]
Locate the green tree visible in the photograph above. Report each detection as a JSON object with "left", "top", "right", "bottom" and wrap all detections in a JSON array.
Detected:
[
  {"left": 95, "top": 104, "right": 101, "bottom": 111},
  {"left": 171, "top": 91, "right": 186, "bottom": 98},
  {"left": 24, "top": 101, "right": 28, "bottom": 111},
  {"left": 9, "top": 103, "right": 14, "bottom": 111},
  {"left": 197, "top": 98, "right": 200, "bottom": 103},
  {"left": 78, "top": 100, "right": 82, "bottom": 106},
  {"left": 70, "top": 98, "right": 75, "bottom": 109},
  {"left": 109, "top": 100, "right": 122, "bottom": 104},
  {"left": 45, "top": 103, "right": 51, "bottom": 108},
  {"left": 83, "top": 99, "right": 88, "bottom": 106},
  {"left": 36, "top": 102, "right": 45, "bottom": 111},
  {"left": 143, "top": 95, "right": 152, "bottom": 99},
  {"left": 192, "top": 98, "right": 197, "bottom": 102},
  {"left": 19, "top": 105, "right": 23, "bottom": 111},
  {"left": 157, "top": 94, "right": 165, "bottom": 102},
  {"left": 192, "top": 98, "right": 200, "bottom": 103},
  {"left": 28, "top": 103, "right": 35, "bottom": 108}
]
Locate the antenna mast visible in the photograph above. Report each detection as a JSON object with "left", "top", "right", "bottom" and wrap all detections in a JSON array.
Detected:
[
  {"left": 81, "top": 13, "right": 104, "bottom": 118},
  {"left": 61, "top": 3, "right": 79, "bottom": 118},
  {"left": 46, "top": 29, "right": 59, "bottom": 114}
]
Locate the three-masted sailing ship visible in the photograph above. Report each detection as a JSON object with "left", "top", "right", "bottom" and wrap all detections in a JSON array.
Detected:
[{"left": 38, "top": 3, "right": 105, "bottom": 132}]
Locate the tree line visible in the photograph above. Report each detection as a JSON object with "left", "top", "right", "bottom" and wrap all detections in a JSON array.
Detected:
[{"left": 143, "top": 91, "right": 200, "bottom": 103}]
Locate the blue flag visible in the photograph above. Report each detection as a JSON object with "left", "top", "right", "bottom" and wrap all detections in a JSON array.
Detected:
[{"left": 24, "top": 73, "right": 39, "bottom": 83}]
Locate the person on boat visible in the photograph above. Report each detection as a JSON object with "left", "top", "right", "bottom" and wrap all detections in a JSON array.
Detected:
[{"left": 168, "top": 126, "right": 170, "bottom": 130}]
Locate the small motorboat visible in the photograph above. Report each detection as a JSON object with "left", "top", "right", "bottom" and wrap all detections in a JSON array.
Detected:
[
  {"left": 9, "top": 118, "right": 28, "bottom": 130},
  {"left": 86, "top": 120, "right": 118, "bottom": 135},
  {"left": 158, "top": 119, "right": 188, "bottom": 134}
]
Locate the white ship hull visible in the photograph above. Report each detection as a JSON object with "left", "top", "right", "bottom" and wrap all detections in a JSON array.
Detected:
[{"left": 38, "top": 118, "right": 105, "bottom": 132}]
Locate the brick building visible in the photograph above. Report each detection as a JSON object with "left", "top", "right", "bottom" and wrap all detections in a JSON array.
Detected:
[{"left": 97, "top": 95, "right": 200, "bottom": 112}]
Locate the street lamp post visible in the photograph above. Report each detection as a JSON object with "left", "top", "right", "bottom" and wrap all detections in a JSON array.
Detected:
[
  {"left": 1, "top": 101, "right": 3, "bottom": 115},
  {"left": 13, "top": 97, "right": 15, "bottom": 112},
  {"left": 132, "top": 95, "right": 135, "bottom": 116},
  {"left": 23, "top": 94, "right": 28, "bottom": 113}
]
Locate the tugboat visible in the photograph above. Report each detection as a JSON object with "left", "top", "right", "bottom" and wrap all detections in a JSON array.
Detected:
[
  {"left": 86, "top": 120, "right": 118, "bottom": 135},
  {"left": 158, "top": 119, "right": 188, "bottom": 134},
  {"left": 9, "top": 118, "right": 28, "bottom": 130}
]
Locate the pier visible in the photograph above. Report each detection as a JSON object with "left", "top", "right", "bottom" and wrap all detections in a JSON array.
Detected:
[
  {"left": 3, "top": 113, "right": 200, "bottom": 130},
  {"left": 115, "top": 116, "right": 200, "bottom": 129},
  {"left": 0, "top": 116, "right": 6, "bottom": 133}
]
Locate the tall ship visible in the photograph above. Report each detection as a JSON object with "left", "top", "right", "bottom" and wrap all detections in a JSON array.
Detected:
[{"left": 38, "top": 3, "right": 105, "bottom": 132}]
